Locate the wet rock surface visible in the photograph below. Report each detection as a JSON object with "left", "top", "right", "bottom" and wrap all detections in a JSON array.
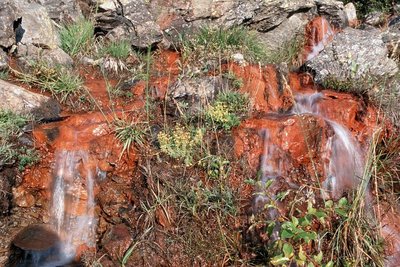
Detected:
[{"left": 0, "top": 0, "right": 399, "bottom": 266}]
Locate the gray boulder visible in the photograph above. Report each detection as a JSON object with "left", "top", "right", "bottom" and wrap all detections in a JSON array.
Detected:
[
  {"left": 0, "top": 1, "right": 18, "bottom": 48},
  {"left": 0, "top": 50, "right": 7, "bottom": 71},
  {"left": 258, "top": 13, "right": 310, "bottom": 52},
  {"left": 168, "top": 76, "right": 225, "bottom": 116},
  {"left": 16, "top": 44, "right": 74, "bottom": 70},
  {"left": 250, "top": 0, "right": 315, "bottom": 32},
  {"left": 0, "top": 0, "right": 59, "bottom": 49},
  {"left": 31, "top": 0, "right": 83, "bottom": 23},
  {"left": 315, "top": 0, "right": 347, "bottom": 28},
  {"left": 0, "top": 80, "right": 60, "bottom": 120},
  {"left": 306, "top": 27, "right": 399, "bottom": 84},
  {"left": 95, "top": 0, "right": 163, "bottom": 49}
]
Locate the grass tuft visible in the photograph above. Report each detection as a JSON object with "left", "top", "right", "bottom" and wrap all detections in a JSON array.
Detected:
[
  {"left": 114, "top": 119, "right": 146, "bottom": 157},
  {"left": 15, "top": 62, "right": 83, "bottom": 103},
  {"left": 100, "top": 40, "right": 131, "bottom": 60},
  {"left": 181, "top": 26, "right": 267, "bottom": 64},
  {"left": 60, "top": 19, "right": 95, "bottom": 57}
]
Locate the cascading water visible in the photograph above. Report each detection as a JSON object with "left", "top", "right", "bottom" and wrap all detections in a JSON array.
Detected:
[
  {"left": 293, "top": 92, "right": 364, "bottom": 199},
  {"left": 255, "top": 91, "right": 365, "bottom": 211},
  {"left": 12, "top": 149, "right": 97, "bottom": 267},
  {"left": 51, "top": 149, "right": 97, "bottom": 263}
]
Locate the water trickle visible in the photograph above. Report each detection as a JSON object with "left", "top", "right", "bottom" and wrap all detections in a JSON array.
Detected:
[
  {"left": 303, "top": 17, "right": 335, "bottom": 61},
  {"left": 254, "top": 130, "right": 281, "bottom": 211},
  {"left": 51, "top": 149, "right": 97, "bottom": 263}
]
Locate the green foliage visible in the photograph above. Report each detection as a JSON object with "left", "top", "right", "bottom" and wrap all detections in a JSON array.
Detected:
[
  {"left": 16, "top": 63, "right": 83, "bottom": 103},
  {"left": 180, "top": 181, "right": 237, "bottom": 217},
  {"left": 60, "top": 19, "right": 94, "bottom": 57},
  {"left": 0, "top": 70, "right": 9, "bottom": 80},
  {"left": 181, "top": 26, "right": 267, "bottom": 63},
  {"left": 158, "top": 124, "right": 204, "bottom": 166},
  {"left": 223, "top": 71, "right": 244, "bottom": 89},
  {"left": 265, "top": 35, "right": 304, "bottom": 65},
  {"left": 0, "top": 110, "right": 28, "bottom": 139},
  {"left": 100, "top": 40, "right": 131, "bottom": 60},
  {"left": 199, "top": 155, "right": 230, "bottom": 180},
  {"left": 343, "top": 0, "right": 393, "bottom": 17},
  {"left": 0, "top": 110, "right": 38, "bottom": 168},
  {"left": 0, "top": 143, "right": 16, "bottom": 166},
  {"left": 205, "top": 91, "right": 249, "bottom": 131},
  {"left": 18, "top": 148, "right": 40, "bottom": 171},
  {"left": 114, "top": 119, "right": 146, "bottom": 156},
  {"left": 262, "top": 192, "right": 384, "bottom": 267}
]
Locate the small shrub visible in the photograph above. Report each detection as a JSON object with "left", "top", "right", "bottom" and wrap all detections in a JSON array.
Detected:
[
  {"left": 343, "top": 0, "right": 393, "bottom": 18},
  {"left": 205, "top": 91, "right": 249, "bottom": 130},
  {"left": 0, "top": 143, "right": 16, "bottom": 165},
  {"left": 199, "top": 155, "right": 230, "bottom": 180},
  {"left": 0, "top": 110, "right": 32, "bottom": 167},
  {"left": 223, "top": 72, "right": 243, "bottom": 89},
  {"left": 181, "top": 181, "right": 238, "bottom": 217},
  {"left": 158, "top": 124, "right": 204, "bottom": 166},
  {"left": 0, "top": 110, "right": 28, "bottom": 139},
  {"left": 60, "top": 19, "right": 94, "bottom": 57}
]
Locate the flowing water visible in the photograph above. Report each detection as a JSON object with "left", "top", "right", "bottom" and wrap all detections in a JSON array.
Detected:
[
  {"left": 51, "top": 150, "right": 97, "bottom": 263},
  {"left": 293, "top": 92, "right": 364, "bottom": 199},
  {"left": 255, "top": 91, "right": 365, "bottom": 209},
  {"left": 305, "top": 17, "right": 335, "bottom": 61}
]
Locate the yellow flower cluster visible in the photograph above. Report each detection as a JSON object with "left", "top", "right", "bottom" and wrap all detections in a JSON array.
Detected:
[{"left": 158, "top": 124, "right": 204, "bottom": 166}]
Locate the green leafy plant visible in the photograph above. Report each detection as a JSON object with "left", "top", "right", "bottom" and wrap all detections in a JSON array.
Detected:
[
  {"left": 158, "top": 124, "right": 204, "bottom": 166},
  {"left": 18, "top": 148, "right": 40, "bottom": 171},
  {"left": 223, "top": 71, "right": 244, "bottom": 89},
  {"left": 266, "top": 199, "right": 340, "bottom": 266},
  {"left": 0, "top": 110, "right": 33, "bottom": 167},
  {"left": 60, "top": 18, "right": 95, "bottom": 57},
  {"left": 199, "top": 155, "right": 230, "bottom": 180}
]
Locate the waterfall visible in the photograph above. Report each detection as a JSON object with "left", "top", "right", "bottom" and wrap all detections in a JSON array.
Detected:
[
  {"left": 255, "top": 91, "right": 365, "bottom": 212},
  {"left": 47, "top": 150, "right": 97, "bottom": 265}
]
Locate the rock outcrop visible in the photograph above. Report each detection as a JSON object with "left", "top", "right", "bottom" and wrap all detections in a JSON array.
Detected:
[
  {"left": 0, "top": 80, "right": 60, "bottom": 120},
  {"left": 306, "top": 27, "right": 399, "bottom": 83}
]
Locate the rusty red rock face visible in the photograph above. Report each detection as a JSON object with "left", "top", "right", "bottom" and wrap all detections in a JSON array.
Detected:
[{"left": 231, "top": 62, "right": 381, "bottom": 197}]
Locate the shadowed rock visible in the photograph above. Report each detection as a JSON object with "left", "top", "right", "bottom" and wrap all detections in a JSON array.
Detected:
[{"left": 13, "top": 224, "right": 59, "bottom": 251}]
